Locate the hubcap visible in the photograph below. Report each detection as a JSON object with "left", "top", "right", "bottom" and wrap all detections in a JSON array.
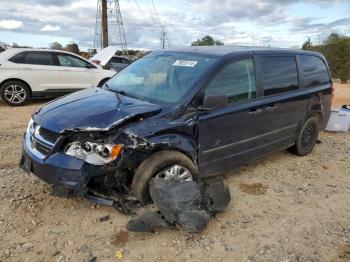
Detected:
[
  {"left": 4, "top": 85, "right": 26, "bottom": 104},
  {"left": 301, "top": 124, "right": 315, "bottom": 148},
  {"left": 155, "top": 165, "right": 193, "bottom": 182}
]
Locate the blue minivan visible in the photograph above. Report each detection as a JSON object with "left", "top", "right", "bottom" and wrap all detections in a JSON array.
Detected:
[{"left": 21, "top": 46, "right": 332, "bottom": 205}]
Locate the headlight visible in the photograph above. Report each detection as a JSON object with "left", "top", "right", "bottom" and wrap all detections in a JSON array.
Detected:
[
  {"left": 65, "top": 142, "right": 123, "bottom": 165},
  {"left": 26, "top": 118, "right": 35, "bottom": 135}
]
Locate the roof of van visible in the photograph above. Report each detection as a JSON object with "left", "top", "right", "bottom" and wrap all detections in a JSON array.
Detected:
[{"left": 159, "top": 45, "right": 321, "bottom": 57}]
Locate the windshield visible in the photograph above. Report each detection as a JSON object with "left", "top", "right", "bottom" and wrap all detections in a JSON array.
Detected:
[{"left": 105, "top": 51, "right": 218, "bottom": 104}]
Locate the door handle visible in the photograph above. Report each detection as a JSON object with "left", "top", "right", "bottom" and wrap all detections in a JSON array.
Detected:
[
  {"left": 63, "top": 69, "right": 71, "bottom": 72},
  {"left": 248, "top": 108, "right": 262, "bottom": 115},
  {"left": 265, "top": 105, "right": 277, "bottom": 111},
  {"left": 23, "top": 67, "right": 32, "bottom": 70}
]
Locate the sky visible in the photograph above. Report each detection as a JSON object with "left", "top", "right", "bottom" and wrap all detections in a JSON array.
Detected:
[{"left": 0, "top": 0, "right": 349, "bottom": 51}]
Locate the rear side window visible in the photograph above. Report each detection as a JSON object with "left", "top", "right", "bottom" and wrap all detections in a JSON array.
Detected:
[
  {"left": 24, "top": 52, "right": 54, "bottom": 66},
  {"left": 122, "top": 58, "right": 130, "bottom": 64},
  {"left": 205, "top": 58, "right": 256, "bottom": 104},
  {"left": 9, "top": 52, "right": 26, "bottom": 63},
  {"left": 300, "top": 55, "right": 330, "bottom": 87},
  {"left": 261, "top": 56, "right": 298, "bottom": 96},
  {"left": 111, "top": 57, "right": 122, "bottom": 63}
]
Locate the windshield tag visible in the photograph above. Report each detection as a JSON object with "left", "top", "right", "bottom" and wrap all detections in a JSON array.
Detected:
[{"left": 173, "top": 60, "right": 198, "bottom": 67}]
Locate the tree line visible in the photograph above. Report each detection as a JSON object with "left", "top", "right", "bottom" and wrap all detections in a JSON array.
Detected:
[{"left": 302, "top": 33, "right": 350, "bottom": 83}]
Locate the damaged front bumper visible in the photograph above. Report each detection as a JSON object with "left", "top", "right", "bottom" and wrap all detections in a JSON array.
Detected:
[{"left": 20, "top": 132, "right": 107, "bottom": 196}]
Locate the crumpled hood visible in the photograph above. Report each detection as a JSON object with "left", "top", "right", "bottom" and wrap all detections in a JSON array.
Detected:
[{"left": 33, "top": 88, "right": 161, "bottom": 133}]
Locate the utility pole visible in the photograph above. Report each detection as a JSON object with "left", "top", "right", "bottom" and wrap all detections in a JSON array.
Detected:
[
  {"left": 94, "top": 0, "right": 128, "bottom": 56},
  {"left": 101, "top": 0, "right": 108, "bottom": 48},
  {"left": 160, "top": 25, "right": 167, "bottom": 49}
]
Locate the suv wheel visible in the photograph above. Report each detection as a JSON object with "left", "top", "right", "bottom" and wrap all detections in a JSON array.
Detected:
[
  {"left": 0, "top": 81, "right": 30, "bottom": 106},
  {"left": 132, "top": 150, "right": 197, "bottom": 205},
  {"left": 289, "top": 116, "right": 319, "bottom": 156}
]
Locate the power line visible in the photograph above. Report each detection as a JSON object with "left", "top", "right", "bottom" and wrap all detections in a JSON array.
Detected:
[{"left": 150, "top": 0, "right": 162, "bottom": 26}]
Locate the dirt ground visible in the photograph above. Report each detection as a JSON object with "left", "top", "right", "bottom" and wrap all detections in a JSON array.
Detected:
[
  {"left": 332, "top": 83, "right": 350, "bottom": 108},
  {"left": 0, "top": 84, "right": 349, "bottom": 262}
]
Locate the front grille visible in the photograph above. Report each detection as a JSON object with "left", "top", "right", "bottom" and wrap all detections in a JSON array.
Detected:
[
  {"left": 28, "top": 123, "right": 59, "bottom": 157},
  {"left": 38, "top": 127, "right": 60, "bottom": 144},
  {"left": 33, "top": 140, "right": 52, "bottom": 155}
]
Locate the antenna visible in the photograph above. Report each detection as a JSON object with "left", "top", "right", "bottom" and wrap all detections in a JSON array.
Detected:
[{"left": 94, "top": 0, "right": 128, "bottom": 56}]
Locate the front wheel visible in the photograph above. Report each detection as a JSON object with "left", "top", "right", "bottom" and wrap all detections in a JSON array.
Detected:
[
  {"left": 132, "top": 151, "right": 197, "bottom": 205},
  {"left": 0, "top": 81, "right": 30, "bottom": 106},
  {"left": 289, "top": 116, "right": 319, "bottom": 156}
]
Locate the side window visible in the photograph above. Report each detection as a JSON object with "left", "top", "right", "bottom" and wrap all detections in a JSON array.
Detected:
[
  {"left": 301, "top": 55, "right": 330, "bottom": 87},
  {"left": 122, "top": 58, "right": 130, "bottom": 64},
  {"left": 261, "top": 56, "right": 298, "bottom": 96},
  {"left": 24, "top": 52, "right": 54, "bottom": 66},
  {"left": 57, "top": 54, "right": 89, "bottom": 68},
  {"left": 111, "top": 57, "right": 122, "bottom": 63},
  {"left": 9, "top": 52, "right": 26, "bottom": 63},
  {"left": 205, "top": 58, "right": 256, "bottom": 104}
]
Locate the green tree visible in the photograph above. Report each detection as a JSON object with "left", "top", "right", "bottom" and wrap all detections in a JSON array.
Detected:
[
  {"left": 301, "top": 37, "right": 313, "bottom": 50},
  {"left": 64, "top": 43, "right": 80, "bottom": 54},
  {"left": 50, "top": 42, "right": 63, "bottom": 50},
  {"left": 301, "top": 33, "right": 350, "bottom": 83},
  {"left": 191, "top": 35, "right": 224, "bottom": 46}
]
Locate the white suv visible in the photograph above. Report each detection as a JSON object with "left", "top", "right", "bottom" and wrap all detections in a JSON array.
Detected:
[{"left": 0, "top": 48, "right": 116, "bottom": 106}]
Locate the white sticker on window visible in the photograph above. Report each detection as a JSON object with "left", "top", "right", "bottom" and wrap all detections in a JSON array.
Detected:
[{"left": 173, "top": 60, "right": 198, "bottom": 67}]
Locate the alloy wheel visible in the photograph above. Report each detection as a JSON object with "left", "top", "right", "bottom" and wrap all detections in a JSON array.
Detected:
[
  {"left": 4, "top": 85, "right": 27, "bottom": 104},
  {"left": 155, "top": 164, "right": 193, "bottom": 182}
]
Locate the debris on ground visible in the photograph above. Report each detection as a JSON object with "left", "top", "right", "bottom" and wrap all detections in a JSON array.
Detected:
[
  {"left": 114, "top": 249, "right": 124, "bottom": 260},
  {"left": 127, "top": 207, "right": 172, "bottom": 233},
  {"left": 127, "top": 177, "right": 231, "bottom": 233},
  {"left": 325, "top": 105, "right": 350, "bottom": 132},
  {"left": 85, "top": 190, "right": 141, "bottom": 215},
  {"left": 99, "top": 215, "right": 110, "bottom": 222}
]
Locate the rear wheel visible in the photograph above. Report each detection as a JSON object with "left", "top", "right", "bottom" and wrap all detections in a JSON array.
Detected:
[
  {"left": 0, "top": 81, "right": 30, "bottom": 106},
  {"left": 289, "top": 116, "right": 319, "bottom": 156},
  {"left": 132, "top": 150, "right": 197, "bottom": 205}
]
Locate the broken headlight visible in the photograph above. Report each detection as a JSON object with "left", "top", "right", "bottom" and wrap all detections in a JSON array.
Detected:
[{"left": 65, "top": 142, "right": 122, "bottom": 165}]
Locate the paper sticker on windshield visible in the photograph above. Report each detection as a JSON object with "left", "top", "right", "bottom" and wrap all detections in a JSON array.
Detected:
[{"left": 173, "top": 60, "right": 198, "bottom": 67}]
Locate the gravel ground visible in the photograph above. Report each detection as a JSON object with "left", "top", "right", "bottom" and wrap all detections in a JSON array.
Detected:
[{"left": 0, "top": 85, "right": 349, "bottom": 262}]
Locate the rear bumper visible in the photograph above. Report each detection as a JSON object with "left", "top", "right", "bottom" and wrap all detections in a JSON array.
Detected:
[{"left": 20, "top": 132, "right": 106, "bottom": 196}]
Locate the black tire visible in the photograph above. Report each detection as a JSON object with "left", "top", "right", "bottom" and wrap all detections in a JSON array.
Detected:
[
  {"left": 289, "top": 116, "right": 319, "bottom": 156},
  {"left": 98, "top": 78, "right": 109, "bottom": 87},
  {"left": 132, "top": 150, "right": 197, "bottom": 205},
  {"left": 0, "top": 80, "right": 30, "bottom": 106}
]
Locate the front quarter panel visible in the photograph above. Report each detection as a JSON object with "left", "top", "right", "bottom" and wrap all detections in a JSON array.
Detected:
[
  {"left": 92, "top": 69, "right": 116, "bottom": 86},
  {"left": 114, "top": 113, "right": 198, "bottom": 171}
]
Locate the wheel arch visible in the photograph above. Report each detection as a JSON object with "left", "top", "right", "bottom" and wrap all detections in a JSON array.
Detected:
[
  {"left": 309, "top": 103, "right": 324, "bottom": 128},
  {"left": 118, "top": 133, "right": 198, "bottom": 178},
  {"left": 98, "top": 78, "right": 110, "bottom": 87},
  {"left": 0, "top": 78, "right": 32, "bottom": 96}
]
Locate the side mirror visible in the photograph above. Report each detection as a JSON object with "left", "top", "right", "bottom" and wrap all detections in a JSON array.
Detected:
[{"left": 201, "top": 94, "right": 228, "bottom": 110}]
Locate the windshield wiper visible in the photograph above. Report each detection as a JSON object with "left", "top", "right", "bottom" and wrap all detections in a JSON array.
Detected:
[{"left": 104, "top": 83, "right": 143, "bottom": 101}]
